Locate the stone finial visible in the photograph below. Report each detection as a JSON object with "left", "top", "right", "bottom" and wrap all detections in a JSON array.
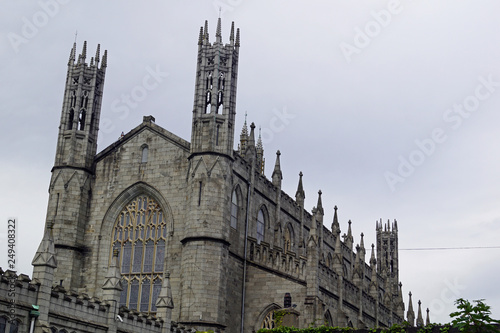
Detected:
[
  {"left": 295, "top": 172, "right": 305, "bottom": 204},
  {"left": 332, "top": 205, "right": 340, "bottom": 234},
  {"left": 407, "top": 292, "right": 415, "bottom": 326},
  {"left": 272, "top": 150, "right": 282, "bottom": 186},
  {"left": 416, "top": 300, "right": 424, "bottom": 327},
  {"left": 426, "top": 308, "right": 430, "bottom": 325},
  {"left": 316, "top": 190, "right": 324, "bottom": 215},
  {"left": 248, "top": 122, "right": 256, "bottom": 147}
]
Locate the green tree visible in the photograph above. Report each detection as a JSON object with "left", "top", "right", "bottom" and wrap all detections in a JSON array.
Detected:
[{"left": 450, "top": 298, "right": 500, "bottom": 333}]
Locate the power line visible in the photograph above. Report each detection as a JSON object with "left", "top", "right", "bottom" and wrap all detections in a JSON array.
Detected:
[{"left": 400, "top": 246, "right": 500, "bottom": 251}]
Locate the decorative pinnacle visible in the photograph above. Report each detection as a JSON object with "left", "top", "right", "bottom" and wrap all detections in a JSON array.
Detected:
[
  {"left": 296, "top": 172, "right": 305, "bottom": 200},
  {"left": 95, "top": 44, "right": 100, "bottom": 64},
  {"left": 198, "top": 26, "right": 203, "bottom": 45},
  {"left": 230, "top": 21, "right": 235, "bottom": 43},
  {"left": 216, "top": 17, "right": 222, "bottom": 42},
  {"left": 69, "top": 42, "right": 76, "bottom": 64},
  {"left": 272, "top": 150, "right": 282, "bottom": 183},
  {"left": 204, "top": 20, "right": 209, "bottom": 41},
  {"left": 316, "top": 190, "right": 323, "bottom": 214},
  {"left": 235, "top": 28, "right": 240, "bottom": 47},
  {"left": 102, "top": 50, "right": 108, "bottom": 68},
  {"left": 81, "top": 41, "right": 87, "bottom": 60}
]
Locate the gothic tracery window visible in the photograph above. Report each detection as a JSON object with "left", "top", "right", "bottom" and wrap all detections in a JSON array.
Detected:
[
  {"left": 112, "top": 195, "right": 166, "bottom": 313},
  {"left": 261, "top": 311, "right": 275, "bottom": 329}
]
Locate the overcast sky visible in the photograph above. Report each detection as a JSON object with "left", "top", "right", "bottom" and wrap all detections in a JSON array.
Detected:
[{"left": 1, "top": 0, "right": 500, "bottom": 325}]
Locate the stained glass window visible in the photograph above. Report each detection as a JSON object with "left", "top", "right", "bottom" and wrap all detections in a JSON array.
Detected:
[{"left": 112, "top": 195, "right": 167, "bottom": 313}]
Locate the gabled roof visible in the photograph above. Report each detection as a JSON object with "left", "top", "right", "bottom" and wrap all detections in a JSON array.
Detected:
[{"left": 94, "top": 115, "right": 190, "bottom": 163}]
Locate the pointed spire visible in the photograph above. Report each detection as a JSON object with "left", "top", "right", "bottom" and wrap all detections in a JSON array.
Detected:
[
  {"left": 81, "top": 40, "right": 87, "bottom": 61},
  {"left": 68, "top": 42, "right": 76, "bottom": 65},
  {"left": 216, "top": 17, "right": 222, "bottom": 43},
  {"left": 370, "top": 244, "right": 376, "bottom": 266},
  {"left": 345, "top": 220, "right": 353, "bottom": 249},
  {"left": 407, "top": 292, "right": 415, "bottom": 326},
  {"left": 360, "top": 232, "right": 365, "bottom": 249},
  {"left": 95, "top": 44, "right": 100, "bottom": 65},
  {"left": 426, "top": 308, "right": 430, "bottom": 325},
  {"left": 332, "top": 206, "right": 340, "bottom": 234},
  {"left": 272, "top": 150, "right": 282, "bottom": 186},
  {"left": 416, "top": 300, "right": 424, "bottom": 327},
  {"left": 256, "top": 127, "right": 264, "bottom": 174},
  {"left": 316, "top": 190, "right": 324, "bottom": 215},
  {"left": 102, "top": 50, "right": 108, "bottom": 68},
  {"left": 204, "top": 20, "right": 209, "bottom": 42},
  {"left": 230, "top": 21, "right": 235, "bottom": 44},
  {"left": 198, "top": 26, "right": 204, "bottom": 45},
  {"left": 235, "top": 28, "right": 240, "bottom": 47},
  {"left": 295, "top": 171, "right": 305, "bottom": 203},
  {"left": 394, "top": 219, "right": 398, "bottom": 231}
]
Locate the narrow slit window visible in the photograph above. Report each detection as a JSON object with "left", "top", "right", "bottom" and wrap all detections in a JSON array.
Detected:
[
  {"left": 198, "top": 181, "right": 202, "bottom": 206},
  {"left": 141, "top": 146, "right": 149, "bottom": 163}
]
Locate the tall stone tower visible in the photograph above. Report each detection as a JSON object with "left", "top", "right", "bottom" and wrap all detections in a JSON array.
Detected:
[
  {"left": 43, "top": 42, "right": 107, "bottom": 290},
  {"left": 180, "top": 19, "right": 240, "bottom": 331}
]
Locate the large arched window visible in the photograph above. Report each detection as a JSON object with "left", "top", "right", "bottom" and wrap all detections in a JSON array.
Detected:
[
  {"left": 230, "top": 190, "right": 238, "bottom": 229},
  {"left": 112, "top": 195, "right": 166, "bottom": 313},
  {"left": 257, "top": 209, "right": 265, "bottom": 244}
]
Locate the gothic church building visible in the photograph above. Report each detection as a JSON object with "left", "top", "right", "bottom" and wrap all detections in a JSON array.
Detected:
[{"left": 1, "top": 19, "right": 411, "bottom": 333}]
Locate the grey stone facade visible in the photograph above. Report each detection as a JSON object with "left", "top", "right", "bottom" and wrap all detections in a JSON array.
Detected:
[{"left": 0, "top": 19, "right": 413, "bottom": 333}]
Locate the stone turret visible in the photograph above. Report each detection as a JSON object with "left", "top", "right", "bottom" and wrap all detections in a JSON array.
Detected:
[
  {"left": 182, "top": 19, "right": 240, "bottom": 331},
  {"left": 45, "top": 41, "right": 106, "bottom": 290}
]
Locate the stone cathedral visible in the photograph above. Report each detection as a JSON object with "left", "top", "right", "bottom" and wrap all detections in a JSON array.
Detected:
[{"left": 0, "top": 19, "right": 427, "bottom": 333}]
